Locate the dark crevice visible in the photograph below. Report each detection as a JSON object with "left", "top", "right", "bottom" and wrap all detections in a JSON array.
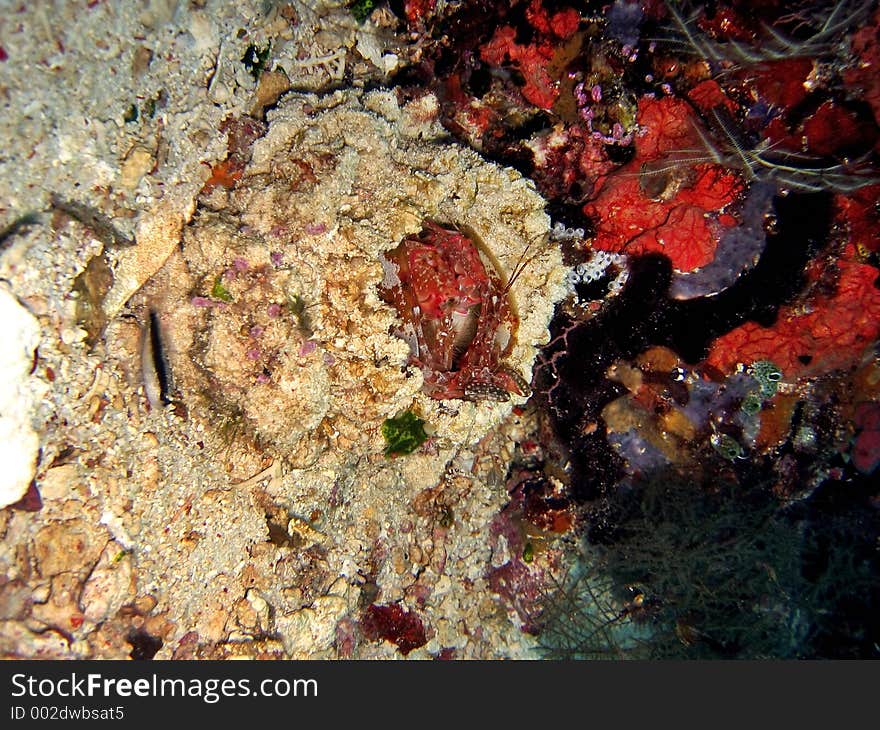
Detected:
[
  {"left": 539, "top": 190, "right": 833, "bottom": 503},
  {"left": 127, "top": 630, "right": 163, "bottom": 660}
]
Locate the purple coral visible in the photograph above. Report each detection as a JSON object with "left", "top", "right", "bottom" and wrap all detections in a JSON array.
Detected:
[
  {"left": 606, "top": 0, "right": 644, "bottom": 49},
  {"left": 670, "top": 181, "right": 776, "bottom": 300}
]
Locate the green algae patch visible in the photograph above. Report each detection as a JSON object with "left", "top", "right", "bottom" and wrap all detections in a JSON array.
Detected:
[
  {"left": 348, "top": 0, "right": 377, "bottom": 24},
  {"left": 211, "top": 276, "right": 233, "bottom": 302},
  {"left": 382, "top": 411, "right": 428, "bottom": 457}
]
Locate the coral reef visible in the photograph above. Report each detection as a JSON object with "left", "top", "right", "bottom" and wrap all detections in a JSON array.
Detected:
[
  {"left": 392, "top": 0, "right": 880, "bottom": 657},
  {"left": 149, "top": 88, "right": 565, "bottom": 460},
  {"left": 1, "top": 0, "right": 878, "bottom": 661},
  {"left": 0, "top": 68, "right": 565, "bottom": 658}
]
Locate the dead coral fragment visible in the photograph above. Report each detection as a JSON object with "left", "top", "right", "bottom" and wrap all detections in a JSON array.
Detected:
[
  {"left": 73, "top": 253, "right": 114, "bottom": 348},
  {"left": 381, "top": 411, "right": 428, "bottom": 457}
]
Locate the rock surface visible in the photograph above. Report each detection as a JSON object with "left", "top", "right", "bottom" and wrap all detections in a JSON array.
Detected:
[{"left": 0, "top": 286, "right": 42, "bottom": 509}]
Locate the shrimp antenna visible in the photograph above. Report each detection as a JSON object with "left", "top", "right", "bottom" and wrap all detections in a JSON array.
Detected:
[{"left": 503, "top": 232, "right": 546, "bottom": 295}]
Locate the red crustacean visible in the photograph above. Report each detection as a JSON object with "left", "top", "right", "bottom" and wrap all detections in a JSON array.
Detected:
[{"left": 379, "top": 221, "right": 529, "bottom": 402}]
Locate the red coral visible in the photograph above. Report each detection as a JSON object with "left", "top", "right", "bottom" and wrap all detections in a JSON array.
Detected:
[
  {"left": 687, "top": 79, "right": 738, "bottom": 116},
  {"left": 404, "top": 0, "right": 436, "bottom": 26},
  {"left": 439, "top": 73, "right": 505, "bottom": 148},
  {"left": 201, "top": 159, "right": 242, "bottom": 192},
  {"left": 360, "top": 603, "right": 427, "bottom": 655},
  {"left": 529, "top": 125, "right": 615, "bottom": 202},
  {"left": 707, "top": 245, "right": 880, "bottom": 376},
  {"left": 550, "top": 8, "right": 581, "bottom": 38},
  {"left": 836, "top": 185, "right": 880, "bottom": 255},
  {"left": 525, "top": 0, "right": 580, "bottom": 39},
  {"left": 486, "top": 560, "right": 545, "bottom": 633},
  {"left": 516, "top": 50, "right": 560, "bottom": 110},
  {"left": 633, "top": 96, "right": 701, "bottom": 161},
  {"left": 171, "top": 631, "right": 200, "bottom": 660},
  {"left": 763, "top": 98, "right": 880, "bottom": 159},
  {"left": 524, "top": 0, "right": 552, "bottom": 34},
  {"left": 584, "top": 96, "right": 744, "bottom": 272},
  {"left": 696, "top": 3, "right": 756, "bottom": 44},
  {"left": 762, "top": 116, "right": 801, "bottom": 153},
  {"left": 478, "top": 2, "right": 580, "bottom": 110},
  {"left": 480, "top": 26, "right": 558, "bottom": 109},
  {"left": 334, "top": 616, "right": 358, "bottom": 658},
  {"left": 750, "top": 58, "right": 813, "bottom": 112},
  {"left": 479, "top": 25, "right": 517, "bottom": 66},
  {"left": 202, "top": 116, "right": 267, "bottom": 193},
  {"left": 586, "top": 175, "right": 714, "bottom": 270},
  {"left": 801, "top": 101, "right": 878, "bottom": 158}
]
